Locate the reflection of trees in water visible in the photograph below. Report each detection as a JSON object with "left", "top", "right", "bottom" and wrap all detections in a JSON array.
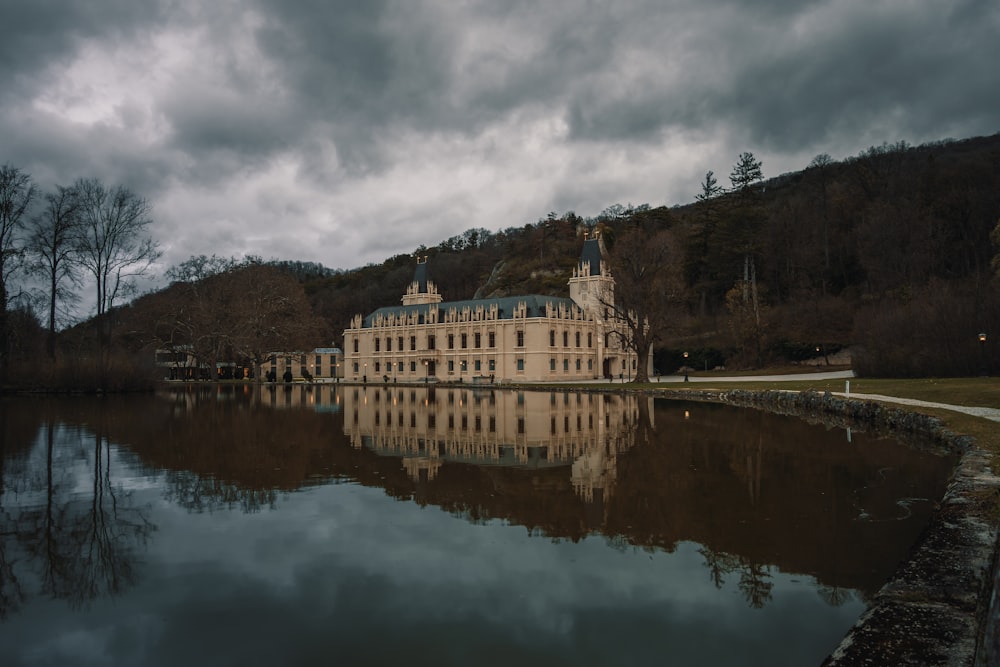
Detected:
[
  {"left": 0, "top": 407, "right": 155, "bottom": 620},
  {"left": 817, "top": 585, "right": 854, "bottom": 607},
  {"left": 0, "top": 521, "right": 24, "bottom": 619},
  {"left": 698, "top": 546, "right": 774, "bottom": 608},
  {"left": 164, "top": 470, "right": 278, "bottom": 513},
  {"left": 737, "top": 559, "right": 773, "bottom": 609}
]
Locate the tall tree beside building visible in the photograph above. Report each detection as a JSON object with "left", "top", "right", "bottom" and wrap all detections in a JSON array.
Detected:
[
  {"left": 73, "top": 178, "right": 160, "bottom": 372},
  {"left": 0, "top": 164, "right": 37, "bottom": 379},
  {"left": 603, "top": 210, "right": 681, "bottom": 382},
  {"left": 26, "top": 185, "right": 82, "bottom": 358}
]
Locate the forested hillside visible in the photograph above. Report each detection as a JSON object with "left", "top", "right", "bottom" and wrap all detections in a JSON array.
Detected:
[
  {"left": 299, "top": 134, "right": 1000, "bottom": 376},
  {"left": 39, "top": 133, "right": 1000, "bottom": 383}
]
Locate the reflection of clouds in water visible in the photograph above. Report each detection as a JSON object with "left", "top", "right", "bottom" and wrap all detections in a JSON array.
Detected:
[
  {"left": 153, "top": 481, "right": 715, "bottom": 610},
  {"left": 1, "top": 451, "right": 868, "bottom": 667}
]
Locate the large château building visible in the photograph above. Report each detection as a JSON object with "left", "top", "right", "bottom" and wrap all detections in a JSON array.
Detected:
[{"left": 342, "top": 237, "right": 647, "bottom": 383}]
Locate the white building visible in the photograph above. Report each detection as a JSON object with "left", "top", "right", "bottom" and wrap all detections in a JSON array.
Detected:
[{"left": 342, "top": 238, "right": 648, "bottom": 383}]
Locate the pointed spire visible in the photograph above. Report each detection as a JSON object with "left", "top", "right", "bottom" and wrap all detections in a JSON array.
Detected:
[
  {"left": 412, "top": 256, "right": 429, "bottom": 293},
  {"left": 579, "top": 237, "right": 603, "bottom": 276}
]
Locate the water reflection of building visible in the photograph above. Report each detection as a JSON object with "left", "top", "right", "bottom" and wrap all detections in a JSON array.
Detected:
[
  {"left": 258, "top": 383, "right": 343, "bottom": 413},
  {"left": 343, "top": 386, "right": 649, "bottom": 502}
]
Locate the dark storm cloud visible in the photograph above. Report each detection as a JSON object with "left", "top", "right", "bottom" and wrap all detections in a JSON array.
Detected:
[
  {"left": 554, "top": 0, "right": 1000, "bottom": 153},
  {"left": 0, "top": 0, "right": 996, "bottom": 281},
  {"left": 0, "top": 0, "right": 168, "bottom": 100},
  {"left": 246, "top": 0, "right": 456, "bottom": 172}
]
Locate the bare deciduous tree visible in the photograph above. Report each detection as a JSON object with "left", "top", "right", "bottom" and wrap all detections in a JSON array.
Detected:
[
  {"left": 73, "top": 178, "right": 160, "bottom": 367},
  {"left": 26, "top": 185, "right": 82, "bottom": 358},
  {"left": 153, "top": 260, "right": 322, "bottom": 382},
  {"left": 232, "top": 264, "right": 323, "bottom": 382},
  {"left": 0, "top": 164, "right": 37, "bottom": 378},
  {"left": 602, "top": 217, "right": 681, "bottom": 382}
]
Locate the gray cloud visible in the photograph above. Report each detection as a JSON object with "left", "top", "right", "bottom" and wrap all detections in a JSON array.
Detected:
[{"left": 0, "top": 0, "right": 996, "bottom": 301}]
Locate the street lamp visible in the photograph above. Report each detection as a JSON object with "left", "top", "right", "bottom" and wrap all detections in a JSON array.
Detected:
[
  {"left": 979, "top": 332, "right": 988, "bottom": 376},
  {"left": 683, "top": 351, "right": 689, "bottom": 382},
  {"left": 424, "top": 359, "right": 429, "bottom": 384}
]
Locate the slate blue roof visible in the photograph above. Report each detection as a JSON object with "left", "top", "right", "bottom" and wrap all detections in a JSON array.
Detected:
[
  {"left": 579, "top": 238, "right": 602, "bottom": 276},
  {"left": 363, "top": 294, "right": 578, "bottom": 328},
  {"left": 412, "top": 260, "right": 430, "bottom": 293}
]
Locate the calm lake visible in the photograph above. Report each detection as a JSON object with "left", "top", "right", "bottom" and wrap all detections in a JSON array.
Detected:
[{"left": 0, "top": 385, "right": 957, "bottom": 666}]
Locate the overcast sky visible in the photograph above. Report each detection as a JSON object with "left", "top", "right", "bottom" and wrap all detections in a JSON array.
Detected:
[{"left": 2, "top": 0, "right": 997, "bottom": 281}]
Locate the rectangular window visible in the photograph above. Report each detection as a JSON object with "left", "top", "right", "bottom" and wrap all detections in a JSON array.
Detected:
[
  {"left": 563, "top": 331, "right": 568, "bottom": 347},
  {"left": 353, "top": 362, "right": 359, "bottom": 373},
  {"left": 448, "top": 360, "right": 454, "bottom": 372},
  {"left": 549, "top": 330, "right": 555, "bottom": 346},
  {"left": 461, "top": 333, "right": 468, "bottom": 349},
  {"left": 410, "top": 361, "right": 417, "bottom": 372},
  {"left": 516, "top": 358, "right": 524, "bottom": 372},
  {"left": 460, "top": 360, "right": 468, "bottom": 372},
  {"left": 386, "top": 337, "right": 392, "bottom": 351},
  {"left": 398, "top": 361, "right": 404, "bottom": 372},
  {"left": 575, "top": 359, "right": 581, "bottom": 371},
  {"left": 474, "top": 360, "right": 481, "bottom": 371},
  {"left": 375, "top": 338, "right": 380, "bottom": 352},
  {"left": 410, "top": 336, "right": 416, "bottom": 351},
  {"left": 428, "top": 335, "right": 436, "bottom": 350},
  {"left": 375, "top": 362, "right": 380, "bottom": 372},
  {"left": 516, "top": 331, "right": 524, "bottom": 347},
  {"left": 448, "top": 334, "right": 454, "bottom": 349},
  {"left": 488, "top": 332, "right": 495, "bottom": 347},
  {"left": 474, "top": 332, "right": 481, "bottom": 348},
  {"left": 488, "top": 359, "right": 495, "bottom": 371},
  {"left": 315, "top": 355, "right": 322, "bottom": 370},
  {"left": 550, "top": 358, "right": 556, "bottom": 371},
  {"left": 563, "top": 359, "right": 569, "bottom": 372},
  {"left": 353, "top": 339, "right": 358, "bottom": 353},
  {"left": 588, "top": 359, "right": 593, "bottom": 370},
  {"left": 398, "top": 336, "right": 404, "bottom": 351},
  {"left": 575, "top": 331, "right": 581, "bottom": 347}
]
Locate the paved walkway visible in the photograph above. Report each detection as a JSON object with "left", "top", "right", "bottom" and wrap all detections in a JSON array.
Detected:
[{"left": 832, "top": 392, "right": 1000, "bottom": 423}]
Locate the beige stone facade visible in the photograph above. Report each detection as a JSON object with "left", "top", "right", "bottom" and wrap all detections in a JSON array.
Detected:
[
  {"left": 259, "top": 347, "right": 343, "bottom": 382},
  {"left": 342, "top": 239, "right": 648, "bottom": 383}
]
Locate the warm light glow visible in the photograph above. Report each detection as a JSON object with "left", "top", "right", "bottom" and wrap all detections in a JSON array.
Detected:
[
  {"left": 684, "top": 410, "right": 690, "bottom": 419},
  {"left": 980, "top": 332, "right": 988, "bottom": 343}
]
